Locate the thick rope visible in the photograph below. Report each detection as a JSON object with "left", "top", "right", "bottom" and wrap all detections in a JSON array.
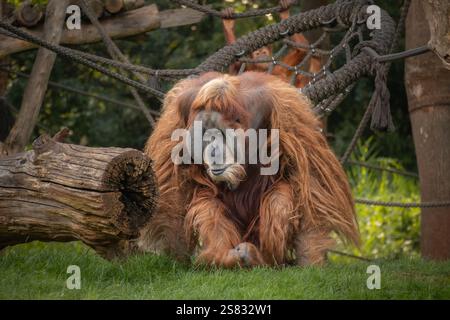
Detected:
[
  {"left": 0, "top": 1, "right": 395, "bottom": 104},
  {"left": 355, "top": 199, "right": 450, "bottom": 208},
  {"left": 366, "top": 0, "right": 411, "bottom": 131},
  {"left": 0, "top": 20, "right": 166, "bottom": 100},
  {"left": 346, "top": 160, "right": 418, "bottom": 178},
  {"left": 339, "top": 0, "right": 410, "bottom": 163},
  {"left": 0, "top": 66, "right": 159, "bottom": 116},
  {"left": 327, "top": 249, "right": 372, "bottom": 262},
  {"left": 340, "top": 101, "right": 374, "bottom": 164}
]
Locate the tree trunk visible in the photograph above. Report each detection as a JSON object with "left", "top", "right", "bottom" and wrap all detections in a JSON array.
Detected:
[
  {"left": 0, "top": 132, "right": 157, "bottom": 259},
  {"left": 405, "top": 0, "right": 450, "bottom": 261},
  {"left": 2, "top": 0, "right": 68, "bottom": 156}
]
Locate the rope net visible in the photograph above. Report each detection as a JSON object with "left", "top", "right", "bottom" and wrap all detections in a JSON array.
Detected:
[{"left": 0, "top": 0, "right": 395, "bottom": 126}]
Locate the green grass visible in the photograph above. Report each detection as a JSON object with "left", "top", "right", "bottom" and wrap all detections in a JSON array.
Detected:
[{"left": 1, "top": 241, "right": 449, "bottom": 299}]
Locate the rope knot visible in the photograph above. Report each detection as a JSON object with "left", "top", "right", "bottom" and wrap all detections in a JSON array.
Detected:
[{"left": 368, "top": 62, "right": 394, "bottom": 132}]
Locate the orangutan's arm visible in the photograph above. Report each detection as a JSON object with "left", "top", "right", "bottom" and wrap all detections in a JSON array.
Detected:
[
  {"left": 185, "top": 191, "right": 242, "bottom": 267},
  {"left": 221, "top": 8, "right": 241, "bottom": 74},
  {"left": 259, "top": 181, "right": 297, "bottom": 265}
]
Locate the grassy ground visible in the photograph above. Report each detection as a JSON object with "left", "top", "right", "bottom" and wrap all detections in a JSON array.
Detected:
[{"left": 1, "top": 241, "right": 449, "bottom": 299}]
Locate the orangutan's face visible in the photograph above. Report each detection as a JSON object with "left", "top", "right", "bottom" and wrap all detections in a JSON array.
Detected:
[
  {"left": 251, "top": 46, "right": 272, "bottom": 71},
  {"left": 190, "top": 110, "right": 247, "bottom": 191},
  {"left": 179, "top": 75, "right": 278, "bottom": 190}
]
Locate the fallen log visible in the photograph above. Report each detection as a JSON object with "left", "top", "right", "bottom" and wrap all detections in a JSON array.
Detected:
[
  {"left": 0, "top": 5, "right": 206, "bottom": 58},
  {"left": 0, "top": 132, "right": 158, "bottom": 259}
]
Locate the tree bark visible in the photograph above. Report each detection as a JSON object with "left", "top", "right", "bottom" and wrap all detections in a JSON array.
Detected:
[
  {"left": 422, "top": 0, "right": 450, "bottom": 69},
  {"left": 1, "top": 0, "right": 68, "bottom": 156},
  {"left": 405, "top": 0, "right": 450, "bottom": 261},
  {"left": 0, "top": 132, "right": 157, "bottom": 259},
  {"left": 0, "top": 5, "right": 206, "bottom": 58}
]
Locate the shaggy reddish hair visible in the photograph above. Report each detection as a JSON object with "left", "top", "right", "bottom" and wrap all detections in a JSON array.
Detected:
[{"left": 138, "top": 71, "right": 359, "bottom": 267}]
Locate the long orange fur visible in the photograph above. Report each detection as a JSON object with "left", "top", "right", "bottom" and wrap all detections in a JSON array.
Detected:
[{"left": 138, "top": 71, "right": 359, "bottom": 267}]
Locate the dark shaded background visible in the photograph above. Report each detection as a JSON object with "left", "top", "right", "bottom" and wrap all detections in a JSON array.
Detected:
[{"left": 4, "top": 0, "right": 416, "bottom": 169}]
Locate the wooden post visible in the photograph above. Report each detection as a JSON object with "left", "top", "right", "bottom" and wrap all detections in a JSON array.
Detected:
[
  {"left": 0, "top": 132, "right": 158, "bottom": 259},
  {"left": 2, "top": 0, "right": 69, "bottom": 155},
  {"left": 405, "top": 0, "right": 450, "bottom": 260}
]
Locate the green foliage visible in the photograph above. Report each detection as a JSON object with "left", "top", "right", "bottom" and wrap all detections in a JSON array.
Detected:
[
  {"left": 337, "top": 138, "right": 421, "bottom": 260},
  {"left": 6, "top": 0, "right": 47, "bottom": 6}
]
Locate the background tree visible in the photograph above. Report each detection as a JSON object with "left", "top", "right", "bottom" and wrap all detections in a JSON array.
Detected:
[{"left": 405, "top": 0, "right": 450, "bottom": 260}]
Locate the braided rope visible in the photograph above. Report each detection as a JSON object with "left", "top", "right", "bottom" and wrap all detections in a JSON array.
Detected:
[
  {"left": 355, "top": 199, "right": 450, "bottom": 208},
  {"left": 346, "top": 160, "right": 418, "bottom": 178},
  {"left": 0, "top": 20, "right": 166, "bottom": 99},
  {"left": 0, "top": 1, "right": 395, "bottom": 105},
  {"left": 0, "top": 66, "right": 159, "bottom": 116},
  {"left": 0, "top": 26, "right": 196, "bottom": 79}
]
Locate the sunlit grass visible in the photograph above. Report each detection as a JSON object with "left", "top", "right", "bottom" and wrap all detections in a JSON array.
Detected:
[{"left": 1, "top": 242, "right": 449, "bottom": 299}]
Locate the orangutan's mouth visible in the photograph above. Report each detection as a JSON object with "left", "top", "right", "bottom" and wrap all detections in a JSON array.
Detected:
[{"left": 209, "top": 166, "right": 229, "bottom": 176}]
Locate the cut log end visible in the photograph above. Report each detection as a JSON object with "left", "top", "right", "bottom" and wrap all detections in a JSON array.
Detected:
[
  {"left": 0, "top": 134, "right": 159, "bottom": 260},
  {"left": 102, "top": 150, "right": 158, "bottom": 235}
]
